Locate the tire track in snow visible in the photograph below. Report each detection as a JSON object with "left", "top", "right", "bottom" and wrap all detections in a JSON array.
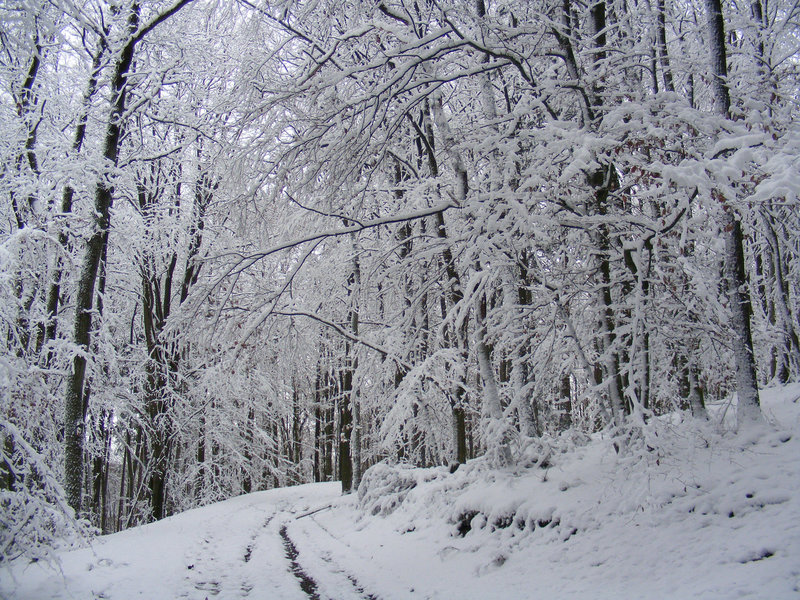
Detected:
[
  {"left": 308, "top": 514, "right": 381, "bottom": 600},
  {"left": 280, "top": 524, "right": 321, "bottom": 600},
  {"left": 244, "top": 515, "right": 273, "bottom": 563},
  {"left": 333, "top": 559, "right": 380, "bottom": 600},
  {"left": 282, "top": 515, "right": 381, "bottom": 600},
  {"left": 182, "top": 505, "right": 280, "bottom": 599}
]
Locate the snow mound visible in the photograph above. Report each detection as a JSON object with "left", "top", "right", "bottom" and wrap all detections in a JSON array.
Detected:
[{"left": 341, "top": 384, "right": 800, "bottom": 598}]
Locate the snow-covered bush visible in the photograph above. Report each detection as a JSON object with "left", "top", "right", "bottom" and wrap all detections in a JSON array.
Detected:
[
  {"left": 0, "top": 420, "right": 91, "bottom": 566},
  {"left": 357, "top": 462, "right": 424, "bottom": 516}
]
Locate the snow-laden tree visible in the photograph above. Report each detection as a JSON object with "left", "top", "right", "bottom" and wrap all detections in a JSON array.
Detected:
[
  {"left": 1, "top": 0, "right": 798, "bottom": 564},
  {"left": 218, "top": 0, "right": 799, "bottom": 472}
]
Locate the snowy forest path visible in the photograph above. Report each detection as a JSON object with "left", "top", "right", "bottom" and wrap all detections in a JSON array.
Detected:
[
  {"left": 172, "top": 482, "right": 381, "bottom": 600},
  {"left": 175, "top": 496, "right": 308, "bottom": 600},
  {"left": 0, "top": 481, "right": 383, "bottom": 600},
  {"left": 5, "top": 386, "right": 800, "bottom": 600}
]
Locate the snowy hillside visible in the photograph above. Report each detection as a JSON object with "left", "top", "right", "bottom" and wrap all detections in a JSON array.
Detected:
[{"left": 3, "top": 384, "right": 799, "bottom": 600}]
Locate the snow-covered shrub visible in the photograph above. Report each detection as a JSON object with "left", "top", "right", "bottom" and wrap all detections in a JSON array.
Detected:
[
  {"left": 518, "top": 428, "right": 592, "bottom": 470},
  {"left": 0, "top": 420, "right": 91, "bottom": 566},
  {"left": 357, "top": 462, "right": 422, "bottom": 516}
]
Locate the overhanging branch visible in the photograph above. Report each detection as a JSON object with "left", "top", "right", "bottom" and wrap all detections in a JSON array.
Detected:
[{"left": 274, "top": 310, "right": 412, "bottom": 372}]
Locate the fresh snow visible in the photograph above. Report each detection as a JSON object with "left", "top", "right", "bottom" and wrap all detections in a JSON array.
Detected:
[{"left": 3, "top": 384, "right": 800, "bottom": 599}]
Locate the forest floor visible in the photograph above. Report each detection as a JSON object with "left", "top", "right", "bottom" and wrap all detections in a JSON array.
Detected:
[{"left": 2, "top": 383, "right": 800, "bottom": 600}]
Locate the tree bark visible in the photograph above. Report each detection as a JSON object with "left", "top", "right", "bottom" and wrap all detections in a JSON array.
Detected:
[
  {"left": 39, "top": 37, "right": 107, "bottom": 356},
  {"left": 338, "top": 365, "right": 353, "bottom": 492},
  {"left": 350, "top": 239, "right": 362, "bottom": 491},
  {"left": 476, "top": 295, "right": 512, "bottom": 466},
  {"left": 724, "top": 215, "right": 762, "bottom": 422},
  {"left": 705, "top": 0, "right": 761, "bottom": 423},
  {"left": 655, "top": 0, "right": 675, "bottom": 92}
]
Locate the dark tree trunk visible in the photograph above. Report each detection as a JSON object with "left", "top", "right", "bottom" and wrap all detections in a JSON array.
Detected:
[
  {"left": 196, "top": 414, "right": 206, "bottom": 498},
  {"left": 149, "top": 457, "right": 167, "bottom": 521},
  {"left": 413, "top": 104, "right": 469, "bottom": 467},
  {"left": 590, "top": 167, "right": 627, "bottom": 421},
  {"left": 705, "top": 0, "right": 731, "bottom": 116},
  {"left": 515, "top": 252, "right": 539, "bottom": 437},
  {"left": 433, "top": 209, "right": 469, "bottom": 466},
  {"left": 656, "top": 0, "right": 675, "bottom": 92},
  {"left": 313, "top": 369, "right": 322, "bottom": 483},
  {"left": 724, "top": 216, "right": 762, "bottom": 421},
  {"left": 64, "top": 4, "right": 140, "bottom": 515},
  {"left": 705, "top": 0, "right": 761, "bottom": 422},
  {"left": 761, "top": 211, "right": 800, "bottom": 381},
  {"left": 40, "top": 38, "right": 106, "bottom": 356},
  {"left": 452, "top": 406, "right": 467, "bottom": 464},
  {"left": 338, "top": 366, "right": 353, "bottom": 493},
  {"left": 560, "top": 374, "right": 573, "bottom": 430},
  {"left": 292, "top": 386, "right": 301, "bottom": 476},
  {"left": 243, "top": 407, "right": 255, "bottom": 494},
  {"left": 323, "top": 403, "right": 334, "bottom": 481}
]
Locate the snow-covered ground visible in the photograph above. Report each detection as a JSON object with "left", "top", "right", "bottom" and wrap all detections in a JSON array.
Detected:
[{"left": 3, "top": 384, "right": 800, "bottom": 599}]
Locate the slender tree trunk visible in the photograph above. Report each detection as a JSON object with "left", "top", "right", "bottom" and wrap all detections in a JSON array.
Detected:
[
  {"left": 338, "top": 365, "right": 353, "bottom": 492},
  {"left": 9, "top": 34, "right": 41, "bottom": 231},
  {"left": 475, "top": 294, "right": 512, "bottom": 466},
  {"left": 590, "top": 168, "right": 627, "bottom": 422},
  {"left": 760, "top": 211, "right": 800, "bottom": 380},
  {"left": 688, "top": 358, "right": 707, "bottom": 418},
  {"left": 705, "top": 0, "right": 761, "bottom": 423},
  {"left": 243, "top": 407, "right": 255, "bottom": 493},
  {"left": 513, "top": 256, "right": 539, "bottom": 436},
  {"left": 64, "top": 5, "right": 140, "bottom": 514},
  {"left": 724, "top": 215, "right": 762, "bottom": 422},
  {"left": 323, "top": 401, "right": 334, "bottom": 482},
  {"left": 291, "top": 385, "right": 301, "bottom": 481},
  {"left": 435, "top": 214, "right": 469, "bottom": 466},
  {"left": 559, "top": 374, "right": 573, "bottom": 430},
  {"left": 452, "top": 406, "right": 467, "bottom": 465},
  {"left": 705, "top": 0, "right": 731, "bottom": 116},
  {"left": 313, "top": 369, "right": 322, "bottom": 482},
  {"left": 409, "top": 101, "right": 470, "bottom": 465},
  {"left": 655, "top": 0, "right": 675, "bottom": 92},
  {"left": 349, "top": 240, "right": 362, "bottom": 491},
  {"left": 431, "top": 95, "right": 489, "bottom": 465},
  {"left": 39, "top": 38, "right": 107, "bottom": 357}
]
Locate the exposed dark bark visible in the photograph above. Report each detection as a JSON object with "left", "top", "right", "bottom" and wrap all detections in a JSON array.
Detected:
[
  {"left": 655, "top": 0, "right": 675, "bottom": 92},
  {"left": 559, "top": 374, "right": 573, "bottom": 430},
  {"left": 411, "top": 103, "right": 469, "bottom": 465},
  {"left": 705, "top": 0, "right": 731, "bottom": 116},
  {"left": 9, "top": 33, "right": 42, "bottom": 231},
  {"left": 313, "top": 367, "right": 323, "bottom": 482},
  {"left": 64, "top": 5, "right": 141, "bottom": 513},
  {"left": 338, "top": 364, "right": 353, "bottom": 493},
  {"left": 704, "top": 0, "right": 761, "bottom": 422},
  {"left": 338, "top": 235, "right": 362, "bottom": 493},
  {"left": 323, "top": 402, "right": 334, "bottom": 481},
  {"left": 589, "top": 167, "right": 627, "bottom": 421},
  {"left": 39, "top": 36, "right": 107, "bottom": 357},
  {"left": 434, "top": 210, "right": 469, "bottom": 465},
  {"left": 761, "top": 212, "right": 800, "bottom": 382}
]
